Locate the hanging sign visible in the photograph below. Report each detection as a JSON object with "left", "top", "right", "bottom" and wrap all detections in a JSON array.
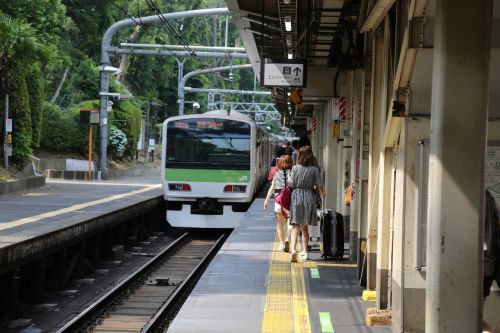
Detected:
[{"left": 261, "top": 58, "right": 307, "bottom": 87}]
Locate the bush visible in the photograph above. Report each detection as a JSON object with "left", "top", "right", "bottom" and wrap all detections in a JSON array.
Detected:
[
  {"left": 26, "top": 63, "right": 44, "bottom": 148},
  {"left": 109, "top": 125, "right": 127, "bottom": 158},
  {"left": 110, "top": 100, "right": 141, "bottom": 158},
  {"left": 40, "top": 103, "right": 83, "bottom": 152},
  {"left": 9, "top": 62, "right": 32, "bottom": 165},
  {"left": 12, "top": 131, "right": 32, "bottom": 165}
]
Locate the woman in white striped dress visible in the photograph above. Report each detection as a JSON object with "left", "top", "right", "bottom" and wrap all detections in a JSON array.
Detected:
[{"left": 289, "top": 146, "right": 326, "bottom": 262}]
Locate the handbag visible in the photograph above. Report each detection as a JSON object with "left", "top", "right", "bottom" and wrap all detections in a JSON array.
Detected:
[
  {"left": 274, "top": 170, "right": 292, "bottom": 217},
  {"left": 267, "top": 165, "right": 277, "bottom": 181}
]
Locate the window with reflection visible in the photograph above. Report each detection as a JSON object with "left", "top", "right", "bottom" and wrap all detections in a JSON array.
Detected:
[{"left": 166, "top": 118, "right": 251, "bottom": 169}]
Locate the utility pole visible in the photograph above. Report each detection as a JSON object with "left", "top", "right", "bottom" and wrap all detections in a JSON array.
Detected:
[
  {"left": 3, "top": 93, "right": 8, "bottom": 169},
  {"left": 145, "top": 103, "right": 150, "bottom": 163}
]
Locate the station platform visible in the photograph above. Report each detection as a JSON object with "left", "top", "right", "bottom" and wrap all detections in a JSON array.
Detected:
[
  {"left": 0, "top": 175, "right": 162, "bottom": 274},
  {"left": 168, "top": 197, "right": 391, "bottom": 333}
]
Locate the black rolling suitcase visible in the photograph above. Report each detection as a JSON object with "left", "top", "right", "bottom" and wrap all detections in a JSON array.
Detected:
[{"left": 321, "top": 210, "right": 344, "bottom": 259}]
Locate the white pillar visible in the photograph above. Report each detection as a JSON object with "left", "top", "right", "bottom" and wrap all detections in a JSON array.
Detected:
[
  {"left": 425, "top": 0, "right": 492, "bottom": 332},
  {"left": 366, "top": 27, "right": 385, "bottom": 291}
]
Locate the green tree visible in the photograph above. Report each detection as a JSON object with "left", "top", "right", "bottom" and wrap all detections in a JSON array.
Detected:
[
  {"left": 26, "top": 62, "right": 44, "bottom": 148},
  {"left": 9, "top": 62, "right": 32, "bottom": 164}
]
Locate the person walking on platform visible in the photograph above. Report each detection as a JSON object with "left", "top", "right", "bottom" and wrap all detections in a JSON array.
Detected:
[
  {"left": 264, "top": 155, "right": 293, "bottom": 252},
  {"left": 289, "top": 146, "right": 326, "bottom": 262}
]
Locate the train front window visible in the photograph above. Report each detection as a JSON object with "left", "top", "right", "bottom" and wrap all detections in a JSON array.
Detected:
[{"left": 166, "top": 118, "right": 251, "bottom": 169}]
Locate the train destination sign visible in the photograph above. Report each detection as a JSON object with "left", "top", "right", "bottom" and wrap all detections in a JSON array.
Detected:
[
  {"left": 173, "top": 119, "right": 224, "bottom": 129},
  {"left": 261, "top": 59, "right": 307, "bottom": 88}
]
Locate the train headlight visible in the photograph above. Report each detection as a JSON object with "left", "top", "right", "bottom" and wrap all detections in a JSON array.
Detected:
[
  {"left": 224, "top": 185, "right": 246, "bottom": 193},
  {"left": 169, "top": 183, "right": 191, "bottom": 191}
]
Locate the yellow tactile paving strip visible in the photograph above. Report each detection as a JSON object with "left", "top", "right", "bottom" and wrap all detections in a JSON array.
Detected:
[{"left": 261, "top": 234, "right": 312, "bottom": 333}]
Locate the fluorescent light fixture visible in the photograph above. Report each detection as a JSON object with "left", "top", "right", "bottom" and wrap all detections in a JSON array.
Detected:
[
  {"left": 283, "top": 0, "right": 291, "bottom": 4},
  {"left": 284, "top": 16, "right": 292, "bottom": 32},
  {"left": 286, "top": 35, "right": 292, "bottom": 47},
  {"left": 288, "top": 52, "right": 293, "bottom": 60}
]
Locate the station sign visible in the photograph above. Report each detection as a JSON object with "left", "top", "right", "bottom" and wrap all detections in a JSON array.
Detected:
[
  {"left": 261, "top": 58, "right": 307, "bottom": 88},
  {"left": 6, "top": 118, "right": 12, "bottom": 132}
]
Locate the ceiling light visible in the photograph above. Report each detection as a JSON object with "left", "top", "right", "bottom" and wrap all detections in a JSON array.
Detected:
[
  {"left": 288, "top": 52, "right": 293, "bottom": 60},
  {"left": 283, "top": 0, "right": 291, "bottom": 4},
  {"left": 284, "top": 16, "right": 292, "bottom": 32},
  {"left": 286, "top": 35, "right": 292, "bottom": 47}
]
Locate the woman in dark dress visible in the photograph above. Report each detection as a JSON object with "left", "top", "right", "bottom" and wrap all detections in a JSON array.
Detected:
[{"left": 289, "top": 146, "right": 326, "bottom": 262}]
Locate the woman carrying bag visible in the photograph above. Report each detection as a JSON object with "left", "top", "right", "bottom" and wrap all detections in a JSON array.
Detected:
[
  {"left": 264, "top": 155, "right": 293, "bottom": 252},
  {"left": 289, "top": 146, "right": 327, "bottom": 262}
]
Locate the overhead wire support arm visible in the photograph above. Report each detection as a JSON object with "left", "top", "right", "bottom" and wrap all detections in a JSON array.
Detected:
[
  {"left": 120, "top": 43, "right": 246, "bottom": 53},
  {"left": 99, "top": 7, "right": 230, "bottom": 178},
  {"left": 178, "top": 64, "right": 254, "bottom": 116},
  {"left": 110, "top": 48, "right": 248, "bottom": 59}
]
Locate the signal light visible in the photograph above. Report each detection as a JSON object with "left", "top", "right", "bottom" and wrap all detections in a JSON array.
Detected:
[
  {"left": 169, "top": 183, "right": 191, "bottom": 191},
  {"left": 224, "top": 185, "right": 246, "bottom": 193}
]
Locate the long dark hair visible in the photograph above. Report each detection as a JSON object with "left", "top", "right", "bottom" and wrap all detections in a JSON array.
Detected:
[{"left": 297, "top": 146, "right": 315, "bottom": 166}]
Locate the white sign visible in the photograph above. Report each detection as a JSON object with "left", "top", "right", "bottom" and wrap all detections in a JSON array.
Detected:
[
  {"left": 6, "top": 119, "right": 12, "bottom": 132},
  {"left": 306, "top": 117, "right": 313, "bottom": 131},
  {"left": 262, "top": 60, "right": 305, "bottom": 87},
  {"left": 331, "top": 98, "right": 340, "bottom": 120},
  {"left": 149, "top": 139, "right": 155, "bottom": 147},
  {"left": 102, "top": 117, "right": 107, "bottom": 125},
  {"left": 486, "top": 145, "right": 500, "bottom": 202}
]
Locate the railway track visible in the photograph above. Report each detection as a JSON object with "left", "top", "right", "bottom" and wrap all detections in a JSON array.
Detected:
[{"left": 56, "top": 232, "right": 225, "bottom": 333}]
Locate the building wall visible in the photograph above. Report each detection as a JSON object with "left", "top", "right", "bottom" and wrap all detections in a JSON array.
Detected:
[{"left": 390, "top": 118, "right": 500, "bottom": 332}]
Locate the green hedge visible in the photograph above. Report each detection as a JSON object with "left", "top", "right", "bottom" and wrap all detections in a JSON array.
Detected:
[
  {"left": 40, "top": 103, "right": 83, "bottom": 152},
  {"left": 40, "top": 99, "right": 142, "bottom": 160},
  {"left": 109, "top": 100, "right": 141, "bottom": 158},
  {"left": 26, "top": 63, "right": 44, "bottom": 148},
  {"left": 9, "top": 62, "right": 32, "bottom": 165}
]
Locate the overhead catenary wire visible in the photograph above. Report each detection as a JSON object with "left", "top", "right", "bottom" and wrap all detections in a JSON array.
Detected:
[
  {"left": 144, "top": 0, "right": 232, "bottom": 81},
  {"left": 107, "top": 0, "right": 232, "bottom": 81}
]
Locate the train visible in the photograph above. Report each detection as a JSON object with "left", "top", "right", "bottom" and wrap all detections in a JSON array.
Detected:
[{"left": 161, "top": 110, "right": 276, "bottom": 228}]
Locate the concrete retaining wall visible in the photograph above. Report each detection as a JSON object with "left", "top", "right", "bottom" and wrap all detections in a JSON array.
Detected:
[
  {"left": 0, "top": 176, "right": 46, "bottom": 196},
  {"left": 45, "top": 167, "right": 160, "bottom": 181}
]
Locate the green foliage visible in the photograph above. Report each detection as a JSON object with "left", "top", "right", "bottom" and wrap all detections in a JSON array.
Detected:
[
  {"left": 2, "top": 0, "right": 273, "bottom": 167},
  {"left": 109, "top": 125, "right": 128, "bottom": 158},
  {"left": 40, "top": 103, "right": 82, "bottom": 152},
  {"left": 110, "top": 100, "right": 142, "bottom": 158},
  {"left": 9, "top": 62, "right": 32, "bottom": 165},
  {"left": 26, "top": 63, "right": 44, "bottom": 148},
  {"left": 53, "top": 57, "right": 101, "bottom": 107},
  {"left": 12, "top": 131, "right": 32, "bottom": 166},
  {"left": 0, "top": 11, "right": 39, "bottom": 61},
  {"left": 0, "top": 1, "right": 65, "bottom": 66}
]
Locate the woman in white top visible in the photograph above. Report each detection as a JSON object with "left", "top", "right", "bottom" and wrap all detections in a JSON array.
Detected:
[{"left": 264, "top": 155, "right": 293, "bottom": 252}]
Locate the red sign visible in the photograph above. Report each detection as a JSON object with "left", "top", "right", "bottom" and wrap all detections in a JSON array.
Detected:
[{"left": 339, "top": 97, "right": 346, "bottom": 120}]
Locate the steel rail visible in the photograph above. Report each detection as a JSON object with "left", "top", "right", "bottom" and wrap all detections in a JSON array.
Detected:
[
  {"left": 142, "top": 233, "right": 226, "bottom": 332},
  {"left": 55, "top": 232, "right": 189, "bottom": 333}
]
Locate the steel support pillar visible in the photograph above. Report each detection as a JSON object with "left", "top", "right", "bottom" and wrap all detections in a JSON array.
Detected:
[
  {"left": 51, "top": 250, "right": 69, "bottom": 290},
  {"left": 350, "top": 69, "right": 365, "bottom": 262},
  {"left": 376, "top": 148, "right": 392, "bottom": 309},
  {"left": 425, "top": 0, "right": 493, "bottom": 331},
  {"left": 366, "top": 28, "right": 385, "bottom": 291}
]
